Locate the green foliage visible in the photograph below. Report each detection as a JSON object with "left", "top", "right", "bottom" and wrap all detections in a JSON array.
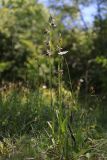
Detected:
[
  {"left": 0, "top": 85, "right": 54, "bottom": 136},
  {"left": 0, "top": 85, "right": 107, "bottom": 160},
  {"left": 0, "top": 0, "right": 49, "bottom": 80},
  {"left": 0, "top": 0, "right": 107, "bottom": 159}
]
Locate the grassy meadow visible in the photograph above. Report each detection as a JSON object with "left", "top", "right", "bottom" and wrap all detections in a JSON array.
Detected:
[{"left": 0, "top": 0, "right": 107, "bottom": 159}]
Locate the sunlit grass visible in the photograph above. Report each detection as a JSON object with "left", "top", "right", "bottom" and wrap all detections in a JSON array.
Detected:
[{"left": 0, "top": 14, "right": 107, "bottom": 160}]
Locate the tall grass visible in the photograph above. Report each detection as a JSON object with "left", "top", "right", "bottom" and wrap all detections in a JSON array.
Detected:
[{"left": 0, "top": 16, "right": 107, "bottom": 160}]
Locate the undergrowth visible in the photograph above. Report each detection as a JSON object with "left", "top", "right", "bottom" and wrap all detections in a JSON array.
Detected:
[{"left": 0, "top": 15, "right": 107, "bottom": 160}]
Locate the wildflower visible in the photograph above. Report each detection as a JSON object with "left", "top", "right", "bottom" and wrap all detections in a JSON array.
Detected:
[
  {"left": 47, "top": 50, "right": 52, "bottom": 56},
  {"left": 44, "top": 29, "right": 50, "bottom": 34},
  {"left": 51, "top": 23, "right": 57, "bottom": 28},
  {"left": 49, "top": 15, "right": 57, "bottom": 28},
  {"left": 42, "top": 85, "right": 47, "bottom": 89},
  {"left": 49, "top": 15, "right": 53, "bottom": 23},
  {"left": 58, "top": 51, "right": 68, "bottom": 55},
  {"left": 57, "top": 45, "right": 63, "bottom": 51},
  {"left": 58, "top": 69, "right": 63, "bottom": 75},
  {"left": 79, "top": 79, "right": 84, "bottom": 83}
]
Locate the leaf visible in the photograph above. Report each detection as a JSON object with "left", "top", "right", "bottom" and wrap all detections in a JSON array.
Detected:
[
  {"left": 61, "top": 117, "right": 68, "bottom": 133},
  {"left": 0, "top": 62, "right": 13, "bottom": 72},
  {"left": 20, "top": 39, "right": 35, "bottom": 52},
  {"left": 96, "top": 56, "right": 107, "bottom": 68},
  {"left": 47, "top": 121, "right": 54, "bottom": 134}
]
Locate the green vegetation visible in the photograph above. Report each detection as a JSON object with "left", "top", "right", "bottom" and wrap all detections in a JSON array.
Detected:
[{"left": 0, "top": 0, "right": 107, "bottom": 159}]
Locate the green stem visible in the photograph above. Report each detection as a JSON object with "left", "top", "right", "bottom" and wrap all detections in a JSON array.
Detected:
[
  {"left": 64, "top": 57, "right": 72, "bottom": 92},
  {"left": 58, "top": 56, "right": 63, "bottom": 143}
]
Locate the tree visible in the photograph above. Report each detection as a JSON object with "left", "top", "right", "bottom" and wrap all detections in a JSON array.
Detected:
[{"left": 0, "top": 0, "right": 49, "bottom": 81}]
